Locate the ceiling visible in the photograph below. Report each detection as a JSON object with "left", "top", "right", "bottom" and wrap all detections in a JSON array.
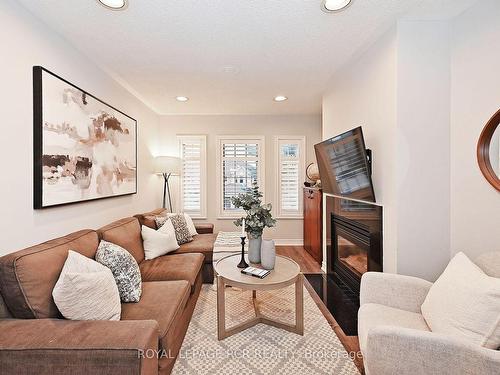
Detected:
[{"left": 18, "top": 0, "right": 477, "bottom": 115}]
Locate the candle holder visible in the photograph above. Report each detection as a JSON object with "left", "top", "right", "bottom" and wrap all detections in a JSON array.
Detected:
[{"left": 237, "top": 236, "right": 249, "bottom": 269}]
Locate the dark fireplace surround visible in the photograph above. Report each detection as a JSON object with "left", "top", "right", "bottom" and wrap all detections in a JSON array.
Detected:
[{"left": 326, "top": 195, "right": 383, "bottom": 293}]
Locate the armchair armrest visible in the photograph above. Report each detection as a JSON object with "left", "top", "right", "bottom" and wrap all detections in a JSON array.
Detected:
[
  {"left": 360, "top": 272, "right": 432, "bottom": 313},
  {"left": 195, "top": 223, "right": 214, "bottom": 234},
  {"left": 365, "top": 326, "right": 500, "bottom": 375},
  {"left": 0, "top": 319, "right": 159, "bottom": 375}
]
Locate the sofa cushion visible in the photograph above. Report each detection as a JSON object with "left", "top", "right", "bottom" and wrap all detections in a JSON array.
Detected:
[
  {"left": 139, "top": 253, "right": 204, "bottom": 294},
  {"left": 97, "top": 218, "right": 145, "bottom": 264},
  {"left": 134, "top": 208, "right": 167, "bottom": 229},
  {"left": 53, "top": 251, "right": 121, "bottom": 321},
  {"left": 95, "top": 240, "right": 142, "bottom": 302},
  {"left": 0, "top": 293, "right": 12, "bottom": 319},
  {"left": 174, "top": 233, "right": 216, "bottom": 263},
  {"left": 421, "top": 252, "right": 500, "bottom": 349},
  {"left": 121, "top": 281, "right": 190, "bottom": 349},
  {"left": 0, "top": 230, "right": 99, "bottom": 319},
  {"left": 358, "top": 303, "right": 430, "bottom": 354}
]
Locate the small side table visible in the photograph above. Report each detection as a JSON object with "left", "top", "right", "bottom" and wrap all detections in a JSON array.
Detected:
[{"left": 214, "top": 254, "right": 304, "bottom": 341}]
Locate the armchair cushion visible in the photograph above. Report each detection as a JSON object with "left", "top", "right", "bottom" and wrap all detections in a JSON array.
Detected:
[
  {"left": 364, "top": 326, "right": 500, "bottom": 375},
  {"left": 358, "top": 303, "right": 429, "bottom": 354},
  {"left": 421, "top": 252, "right": 500, "bottom": 349},
  {"left": 360, "top": 272, "right": 432, "bottom": 313}
]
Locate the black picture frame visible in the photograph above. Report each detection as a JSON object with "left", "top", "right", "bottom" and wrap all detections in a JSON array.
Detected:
[{"left": 33, "top": 66, "right": 138, "bottom": 209}]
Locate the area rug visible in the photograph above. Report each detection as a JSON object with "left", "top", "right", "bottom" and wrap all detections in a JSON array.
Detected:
[{"left": 172, "top": 283, "right": 360, "bottom": 374}]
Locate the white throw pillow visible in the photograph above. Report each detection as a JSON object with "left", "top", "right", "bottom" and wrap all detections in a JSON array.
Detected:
[
  {"left": 52, "top": 250, "right": 121, "bottom": 321},
  {"left": 421, "top": 252, "right": 500, "bottom": 349},
  {"left": 142, "top": 223, "right": 179, "bottom": 260},
  {"left": 167, "top": 213, "right": 198, "bottom": 236}
]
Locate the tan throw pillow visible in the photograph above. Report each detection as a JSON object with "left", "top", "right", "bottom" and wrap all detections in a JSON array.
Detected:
[
  {"left": 141, "top": 224, "right": 179, "bottom": 260},
  {"left": 52, "top": 250, "right": 121, "bottom": 321},
  {"left": 156, "top": 214, "right": 193, "bottom": 245},
  {"left": 421, "top": 252, "right": 500, "bottom": 349}
]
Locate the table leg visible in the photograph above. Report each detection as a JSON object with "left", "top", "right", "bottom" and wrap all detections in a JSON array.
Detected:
[
  {"left": 295, "top": 274, "right": 304, "bottom": 335},
  {"left": 217, "top": 276, "right": 226, "bottom": 340}
]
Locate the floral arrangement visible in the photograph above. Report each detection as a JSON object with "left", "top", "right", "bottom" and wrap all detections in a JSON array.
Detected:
[{"left": 232, "top": 183, "right": 276, "bottom": 238}]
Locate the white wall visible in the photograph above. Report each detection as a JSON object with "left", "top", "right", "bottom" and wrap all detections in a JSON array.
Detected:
[
  {"left": 0, "top": 0, "right": 160, "bottom": 255},
  {"left": 395, "top": 20, "right": 452, "bottom": 280},
  {"left": 450, "top": 0, "right": 500, "bottom": 259},
  {"left": 322, "top": 29, "right": 399, "bottom": 273},
  {"left": 158, "top": 114, "right": 322, "bottom": 243}
]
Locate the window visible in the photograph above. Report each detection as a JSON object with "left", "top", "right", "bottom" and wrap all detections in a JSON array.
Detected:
[
  {"left": 276, "top": 136, "right": 305, "bottom": 218},
  {"left": 177, "top": 135, "right": 207, "bottom": 218},
  {"left": 217, "top": 136, "right": 265, "bottom": 218}
]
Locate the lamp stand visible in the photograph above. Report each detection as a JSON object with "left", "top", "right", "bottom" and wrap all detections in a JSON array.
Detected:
[{"left": 162, "top": 173, "right": 173, "bottom": 212}]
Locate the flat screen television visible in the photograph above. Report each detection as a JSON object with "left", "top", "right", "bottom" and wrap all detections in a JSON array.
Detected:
[{"left": 314, "top": 126, "right": 376, "bottom": 202}]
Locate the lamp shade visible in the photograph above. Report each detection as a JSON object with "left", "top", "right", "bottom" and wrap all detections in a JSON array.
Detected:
[{"left": 154, "top": 156, "right": 181, "bottom": 175}]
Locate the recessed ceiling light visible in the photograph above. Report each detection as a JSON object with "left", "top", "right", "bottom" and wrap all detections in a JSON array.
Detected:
[
  {"left": 176, "top": 96, "right": 189, "bottom": 102},
  {"left": 97, "top": 0, "right": 128, "bottom": 10},
  {"left": 321, "top": 0, "right": 352, "bottom": 12},
  {"left": 274, "top": 96, "right": 288, "bottom": 102}
]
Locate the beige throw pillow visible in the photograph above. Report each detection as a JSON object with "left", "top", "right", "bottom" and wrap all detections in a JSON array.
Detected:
[
  {"left": 421, "top": 252, "right": 500, "bottom": 349},
  {"left": 52, "top": 250, "right": 121, "bottom": 321},
  {"left": 142, "top": 223, "right": 179, "bottom": 260}
]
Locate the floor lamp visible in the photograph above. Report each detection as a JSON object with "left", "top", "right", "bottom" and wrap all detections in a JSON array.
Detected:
[{"left": 154, "top": 156, "right": 181, "bottom": 212}]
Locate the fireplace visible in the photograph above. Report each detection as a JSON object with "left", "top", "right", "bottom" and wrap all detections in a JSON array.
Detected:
[
  {"left": 327, "top": 196, "right": 383, "bottom": 292},
  {"left": 306, "top": 195, "right": 383, "bottom": 335}
]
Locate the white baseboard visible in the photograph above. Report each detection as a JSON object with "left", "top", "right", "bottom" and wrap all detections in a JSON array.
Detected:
[{"left": 273, "top": 239, "right": 304, "bottom": 246}]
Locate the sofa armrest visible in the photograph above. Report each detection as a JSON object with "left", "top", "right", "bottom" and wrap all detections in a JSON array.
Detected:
[
  {"left": 365, "top": 326, "right": 500, "bottom": 375},
  {"left": 0, "top": 319, "right": 159, "bottom": 375},
  {"left": 360, "top": 272, "right": 432, "bottom": 313},
  {"left": 195, "top": 223, "right": 214, "bottom": 234}
]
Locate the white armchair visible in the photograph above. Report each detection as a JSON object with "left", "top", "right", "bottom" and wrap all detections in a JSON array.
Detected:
[{"left": 358, "top": 252, "right": 500, "bottom": 375}]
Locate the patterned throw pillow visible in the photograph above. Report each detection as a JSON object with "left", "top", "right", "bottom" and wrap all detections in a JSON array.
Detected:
[
  {"left": 95, "top": 240, "right": 142, "bottom": 303},
  {"left": 156, "top": 214, "right": 193, "bottom": 245}
]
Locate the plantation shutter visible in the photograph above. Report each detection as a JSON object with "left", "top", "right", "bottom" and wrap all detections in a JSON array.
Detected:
[
  {"left": 222, "top": 142, "right": 259, "bottom": 211},
  {"left": 277, "top": 137, "right": 305, "bottom": 217},
  {"left": 217, "top": 136, "right": 265, "bottom": 217},
  {"left": 178, "top": 136, "right": 206, "bottom": 217}
]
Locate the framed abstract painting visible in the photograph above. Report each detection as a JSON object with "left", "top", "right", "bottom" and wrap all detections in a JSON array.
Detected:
[{"left": 33, "top": 66, "right": 137, "bottom": 209}]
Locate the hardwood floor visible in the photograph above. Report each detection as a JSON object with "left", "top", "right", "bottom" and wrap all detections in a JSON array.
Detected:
[
  {"left": 276, "top": 246, "right": 365, "bottom": 374},
  {"left": 276, "top": 246, "right": 323, "bottom": 273}
]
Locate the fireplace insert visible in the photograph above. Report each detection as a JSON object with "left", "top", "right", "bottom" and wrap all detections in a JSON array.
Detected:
[{"left": 327, "top": 196, "right": 383, "bottom": 293}]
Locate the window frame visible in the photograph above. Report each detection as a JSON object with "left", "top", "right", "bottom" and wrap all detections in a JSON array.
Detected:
[
  {"left": 275, "top": 135, "right": 306, "bottom": 219},
  {"left": 177, "top": 135, "right": 207, "bottom": 219},
  {"left": 216, "top": 135, "right": 265, "bottom": 219}
]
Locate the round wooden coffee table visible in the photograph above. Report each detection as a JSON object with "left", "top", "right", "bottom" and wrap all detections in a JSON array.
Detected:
[{"left": 214, "top": 254, "right": 304, "bottom": 340}]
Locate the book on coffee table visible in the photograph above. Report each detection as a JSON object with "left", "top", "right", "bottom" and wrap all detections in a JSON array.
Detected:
[{"left": 241, "top": 266, "right": 271, "bottom": 279}]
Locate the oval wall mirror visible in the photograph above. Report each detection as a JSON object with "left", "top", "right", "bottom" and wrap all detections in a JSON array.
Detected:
[{"left": 477, "top": 108, "right": 500, "bottom": 191}]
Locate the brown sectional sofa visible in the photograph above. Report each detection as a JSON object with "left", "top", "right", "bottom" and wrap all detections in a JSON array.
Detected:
[{"left": 0, "top": 210, "right": 216, "bottom": 375}]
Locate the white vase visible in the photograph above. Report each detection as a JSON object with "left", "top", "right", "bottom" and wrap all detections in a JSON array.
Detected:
[
  {"left": 248, "top": 235, "right": 262, "bottom": 263},
  {"left": 260, "top": 239, "right": 276, "bottom": 270}
]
